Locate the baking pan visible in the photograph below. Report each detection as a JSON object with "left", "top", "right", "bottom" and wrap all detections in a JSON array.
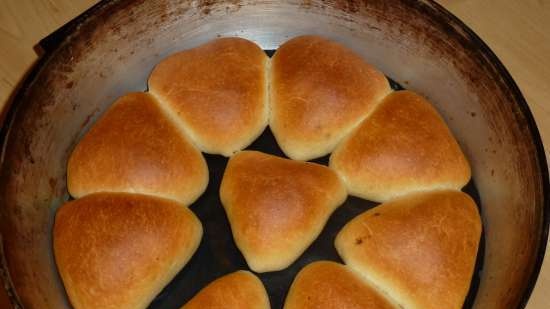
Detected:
[{"left": 0, "top": 1, "right": 548, "bottom": 309}]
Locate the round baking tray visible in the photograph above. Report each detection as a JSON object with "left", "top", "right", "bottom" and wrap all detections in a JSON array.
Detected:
[{"left": 0, "top": 1, "right": 548, "bottom": 309}]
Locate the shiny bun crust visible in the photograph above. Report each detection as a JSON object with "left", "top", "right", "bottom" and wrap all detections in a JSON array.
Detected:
[
  {"left": 220, "top": 151, "right": 346, "bottom": 272},
  {"left": 335, "top": 190, "right": 481, "bottom": 309},
  {"left": 330, "top": 90, "right": 471, "bottom": 202},
  {"left": 148, "top": 37, "right": 269, "bottom": 156},
  {"left": 54, "top": 193, "right": 203, "bottom": 309},
  {"left": 270, "top": 35, "right": 391, "bottom": 161},
  {"left": 67, "top": 92, "right": 208, "bottom": 205}
]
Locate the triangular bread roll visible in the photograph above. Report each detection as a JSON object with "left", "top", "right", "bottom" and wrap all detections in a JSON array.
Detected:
[
  {"left": 335, "top": 190, "right": 481, "bottom": 309},
  {"left": 182, "top": 271, "right": 270, "bottom": 309},
  {"left": 67, "top": 92, "right": 208, "bottom": 205},
  {"left": 53, "top": 193, "right": 203, "bottom": 309},
  {"left": 330, "top": 90, "right": 471, "bottom": 202},
  {"left": 148, "top": 37, "right": 269, "bottom": 156},
  {"left": 220, "top": 151, "right": 347, "bottom": 272},
  {"left": 284, "top": 261, "right": 398, "bottom": 309},
  {"left": 270, "top": 35, "right": 391, "bottom": 161}
]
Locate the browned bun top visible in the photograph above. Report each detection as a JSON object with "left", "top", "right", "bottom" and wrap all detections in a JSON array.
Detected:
[
  {"left": 284, "top": 261, "right": 398, "bottom": 309},
  {"left": 330, "top": 90, "right": 471, "bottom": 202},
  {"left": 53, "top": 192, "right": 203, "bottom": 309},
  {"left": 270, "top": 35, "right": 391, "bottom": 161},
  {"left": 148, "top": 37, "right": 269, "bottom": 156},
  {"left": 182, "top": 270, "right": 270, "bottom": 309},
  {"left": 219, "top": 151, "right": 347, "bottom": 272},
  {"left": 61, "top": 35, "right": 480, "bottom": 309},
  {"left": 67, "top": 92, "right": 208, "bottom": 205},
  {"left": 335, "top": 190, "right": 481, "bottom": 309}
]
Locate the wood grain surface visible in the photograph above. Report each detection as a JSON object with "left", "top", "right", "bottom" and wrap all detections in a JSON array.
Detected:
[{"left": 0, "top": 0, "right": 548, "bottom": 308}]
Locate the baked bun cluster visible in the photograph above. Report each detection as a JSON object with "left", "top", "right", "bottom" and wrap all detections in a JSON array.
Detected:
[{"left": 56, "top": 35, "right": 480, "bottom": 309}]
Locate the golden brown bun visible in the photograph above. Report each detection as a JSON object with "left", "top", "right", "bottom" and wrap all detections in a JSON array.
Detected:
[
  {"left": 53, "top": 193, "right": 203, "bottom": 309},
  {"left": 220, "top": 151, "right": 347, "bottom": 272},
  {"left": 148, "top": 37, "right": 269, "bottom": 156},
  {"left": 330, "top": 90, "right": 471, "bottom": 202},
  {"left": 67, "top": 92, "right": 208, "bottom": 205},
  {"left": 270, "top": 35, "right": 391, "bottom": 161},
  {"left": 284, "top": 261, "right": 398, "bottom": 309},
  {"left": 335, "top": 190, "right": 481, "bottom": 309},
  {"left": 182, "top": 271, "right": 270, "bottom": 309}
]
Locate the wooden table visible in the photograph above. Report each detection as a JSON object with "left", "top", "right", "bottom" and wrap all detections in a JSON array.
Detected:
[{"left": 0, "top": 0, "right": 548, "bottom": 308}]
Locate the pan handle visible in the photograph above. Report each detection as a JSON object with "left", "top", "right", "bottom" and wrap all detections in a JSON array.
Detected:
[{"left": 37, "top": 0, "right": 112, "bottom": 53}]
